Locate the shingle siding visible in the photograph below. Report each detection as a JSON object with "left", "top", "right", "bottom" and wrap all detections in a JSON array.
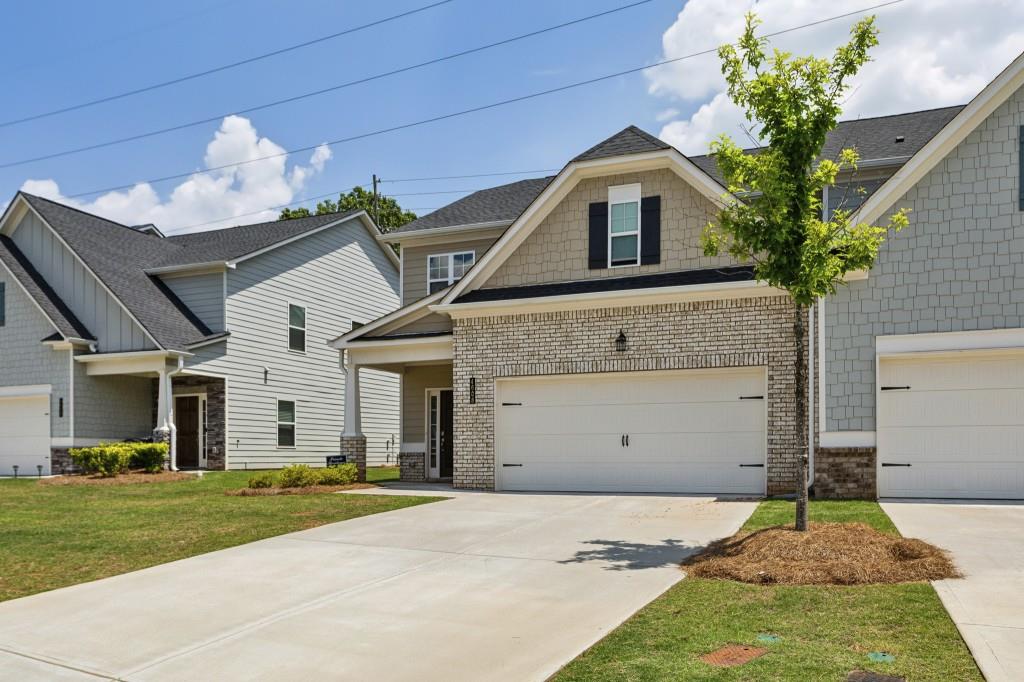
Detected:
[
  {"left": 0, "top": 270, "right": 70, "bottom": 438},
  {"left": 826, "top": 84, "right": 1024, "bottom": 431},
  {"left": 72, "top": 358, "right": 153, "bottom": 440},
  {"left": 160, "top": 272, "right": 224, "bottom": 332},
  {"left": 185, "top": 217, "right": 401, "bottom": 467}
]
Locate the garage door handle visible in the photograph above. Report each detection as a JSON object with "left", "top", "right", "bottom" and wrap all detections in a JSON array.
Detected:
[
  {"left": 882, "top": 462, "right": 912, "bottom": 467},
  {"left": 739, "top": 463, "right": 764, "bottom": 468},
  {"left": 502, "top": 463, "right": 523, "bottom": 467},
  {"left": 739, "top": 395, "right": 764, "bottom": 400},
  {"left": 880, "top": 386, "right": 911, "bottom": 391},
  {"left": 501, "top": 402, "right": 522, "bottom": 406}
]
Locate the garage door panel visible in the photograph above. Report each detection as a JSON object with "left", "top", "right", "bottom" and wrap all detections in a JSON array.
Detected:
[
  {"left": 500, "top": 460, "right": 765, "bottom": 494},
  {"left": 498, "top": 372, "right": 764, "bottom": 406},
  {"left": 0, "top": 394, "right": 51, "bottom": 477},
  {"left": 498, "top": 402, "right": 762, "bottom": 436}
]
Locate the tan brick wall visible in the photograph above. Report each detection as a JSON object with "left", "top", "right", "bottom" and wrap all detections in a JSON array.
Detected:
[
  {"left": 482, "top": 168, "right": 732, "bottom": 289},
  {"left": 814, "top": 447, "right": 876, "bottom": 499},
  {"left": 452, "top": 296, "right": 805, "bottom": 494}
]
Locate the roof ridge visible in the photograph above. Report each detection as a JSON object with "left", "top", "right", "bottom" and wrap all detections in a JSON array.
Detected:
[
  {"left": 833, "top": 103, "right": 966, "bottom": 125},
  {"left": 20, "top": 192, "right": 173, "bottom": 242},
  {"left": 166, "top": 207, "right": 361, "bottom": 241}
]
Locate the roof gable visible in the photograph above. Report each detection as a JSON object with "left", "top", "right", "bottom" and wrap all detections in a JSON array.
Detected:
[{"left": 573, "top": 125, "right": 672, "bottom": 162}]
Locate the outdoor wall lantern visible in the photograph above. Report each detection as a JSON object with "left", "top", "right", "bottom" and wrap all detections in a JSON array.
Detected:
[{"left": 615, "top": 329, "right": 628, "bottom": 353}]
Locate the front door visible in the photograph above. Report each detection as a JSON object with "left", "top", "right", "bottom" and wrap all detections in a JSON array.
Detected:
[
  {"left": 428, "top": 389, "right": 454, "bottom": 480},
  {"left": 175, "top": 396, "right": 200, "bottom": 469}
]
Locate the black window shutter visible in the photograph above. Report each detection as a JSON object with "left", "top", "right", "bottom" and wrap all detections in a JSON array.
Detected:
[
  {"left": 588, "top": 202, "right": 608, "bottom": 269},
  {"left": 640, "top": 195, "right": 661, "bottom": 265}
]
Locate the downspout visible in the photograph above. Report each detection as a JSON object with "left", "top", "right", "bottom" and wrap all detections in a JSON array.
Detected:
[
  {"left": 167, "top": 355, "right": 185, "bottom": 471},
  {"left": 807, "top": 301, "right": 815, "bottom": 493}
]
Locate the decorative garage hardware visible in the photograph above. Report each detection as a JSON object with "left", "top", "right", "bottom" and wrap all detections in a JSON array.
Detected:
[
  {"left": 501, "top": 402, "right": 522, "bottom": 406},
  {"left": 880, "top": 385, "right": 911, "bottom": 391},
  {"left": 739, "top": 395, "right": 764, "bottom": 400},
  {"left": 881, "top": 462, "right": 912, "bottom": 467},
  {"left": 739, "top": 463, "right": 765, "bottom": 467},
  {"left": 620, "top": 434, "right": 630, "bottom": 447},
  {"left": 502, "top": 463, "right": 523, "bottom": 467},
  {"left": 615, "top": 329, "right": 628, "bottom": 352},
  {"left": 469, "top": 377, "right": 476, "bottom": 404}
]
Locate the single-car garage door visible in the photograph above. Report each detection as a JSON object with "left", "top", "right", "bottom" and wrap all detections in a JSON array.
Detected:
[
  {"left": 495, "top": 368, "right": 766, "bottom": 494},
  {"left": 878, "top": 352, "right": 1024, "bottom": 499},
  {"left": 0, "top": 394, "right": 51, "bottom": 477}
]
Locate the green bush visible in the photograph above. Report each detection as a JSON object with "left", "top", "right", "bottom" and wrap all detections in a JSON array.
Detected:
[
  {"left": 247, "top": 471, "right": 277, "bottom": 489},
  {"left": 69, "top": 442, "right": 168, "bottom": 477},
  {"left": 316, "top": 464, "right": 357, "bottom": 486},
  {"left": 278, "top": 464, "right": 319, "bottom": 488}
]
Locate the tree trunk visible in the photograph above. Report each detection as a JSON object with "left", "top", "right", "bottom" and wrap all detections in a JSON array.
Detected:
[{"left": 794, "top": 302, "right": 809, "bottom": 531}]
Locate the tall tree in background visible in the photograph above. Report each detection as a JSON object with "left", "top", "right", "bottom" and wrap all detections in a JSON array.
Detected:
[
  {"left": 702, "top": 14, "right": 907, "bottom": 530},
  {"left": 280, "top": 186, "right": 417, "bottom": 231}
]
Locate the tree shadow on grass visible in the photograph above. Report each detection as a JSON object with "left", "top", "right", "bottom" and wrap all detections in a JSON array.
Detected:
[{"left": 559, "top": 538, "right": 705, "bottom": 571}]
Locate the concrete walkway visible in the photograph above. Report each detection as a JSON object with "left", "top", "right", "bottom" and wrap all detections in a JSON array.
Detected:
[
  {"left": 0, "top": 486, "right": 755, "bottom": 681},
  {"left": 883, "top": 501, "right": 1024, "bottom": 682}
]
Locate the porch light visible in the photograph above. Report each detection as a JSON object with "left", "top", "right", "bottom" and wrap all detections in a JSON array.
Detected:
[{"left": 615, "top": 329, "right": 628, "bottom": 353}]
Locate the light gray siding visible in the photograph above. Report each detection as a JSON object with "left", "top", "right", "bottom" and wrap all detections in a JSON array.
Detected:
[
  {"left": 0, "top": 269, "right": 71, "bottom": 438},
  {"left": 186, "top": 217, "right": 401, "bottom": 468},
  {"left": 825, "top": 85, "right": 1024, "bottom": 432},
  {"left": 72, "top": 357, "right": 153, "bottom": 440},
  {"left": 10, "top": 211, "right": 153, "bottom": 351},
  {"left": 402, "top": 237, "right": 498, "bottom": 305},
  {"left": 160, "top": 272, "right": 224, "bottom": 332}
]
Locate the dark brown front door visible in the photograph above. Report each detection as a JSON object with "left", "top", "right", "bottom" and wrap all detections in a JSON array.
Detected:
[
  {"left": 175, "top": 396, "right": 200, "bottom": 469},
  {"left": 439, "top": 390, "right": 453, "bottom": 478}
]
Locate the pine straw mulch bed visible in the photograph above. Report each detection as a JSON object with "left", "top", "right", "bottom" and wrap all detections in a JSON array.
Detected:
[
  {"left": 683, "top": 522, "right": 961, "bottom": 585},
  {"left": 225, "top": 483, "right": 378, "bottom": 496},
  {"left": 39, "top": 471, "right": 195, "bottom": 486}
]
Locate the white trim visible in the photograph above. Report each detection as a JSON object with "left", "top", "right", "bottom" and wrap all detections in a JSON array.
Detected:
[
  {"left": 0, "top": 257, "right": 72, "bottom": 342},
  {"left": 424, "top": 387, "right": 453, "bottom": 479},
  {"left": 345, "top": 336, "right": 453, "bottom": 367},
  {"left": 0, "top": 384, "right": 51, "bottom": 398},
  {"left": 607, "top": 183, "right": 641, "bottom": 268},
  {"left": 287, "top": 302, "right": 307, "bottom": 353},
  {"left": 380, "top": 220, "right": 512, "bottom": 245},
  {"left": 174, "top": 392, "right": 208, "bottom": 468},
  {"left": 443, "top": 148, "right": 733, "bottom": 301},
  {"left": 820, "top": 431, "right": 876, "bottom": 448},
  {"left": 186, "top": 334, "right": 229, "bottom": 350},
  {"left": 329, "top": 288, "right": 448, "bottom": 346},
  {"left": 145, "top": 262, "right": 228, "bottom": 276},
  {"left": 401, "top": 441, "right": 426, "bottom": 452},
  {"left": 276, "top": 398, "right": 297, "bottom": 449},
  {"left": 75, "top": 349, "right": 190, "bottom": 362},
  {"left": 67, "top": 347, "right": 74, "bottom": 443},
  {"left": 852, "top": 53, "right": 1024, "bottom": 226},
  {"left": 875, "top": 327, "right": 1024, "bottom": 356},
  {"left": 426, "top": 250, "right": 475, "bottom": 295},
  {"left": 51, "top": 437, "right": 123, "bottom": 447},
  {"left": 817, "top": 296, "right": 826, "bottom": 433}
]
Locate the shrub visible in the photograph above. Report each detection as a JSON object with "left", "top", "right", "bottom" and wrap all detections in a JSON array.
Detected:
[
  {"left": 128, "top": 443, "right": 168, "bottom": 473},
  {"left": 247, "top": 471, "right": 277, "bottom": 489},
  {"left": 69, "top": 442, "right": 169, "bottom": 476},
  {"left": 278, "top": 464, "right": 319, "bottom": 488},
  {"left": 316, "top": 464, "right": 357, "bottom": 486}
]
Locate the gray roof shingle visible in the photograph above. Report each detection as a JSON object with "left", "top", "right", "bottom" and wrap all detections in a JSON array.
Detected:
[
  {"left": 572, "top": 125, "right": 672, "bottom": 162},
  {"left": 390, "top": 177, "right": 553, "bottom": 234}
]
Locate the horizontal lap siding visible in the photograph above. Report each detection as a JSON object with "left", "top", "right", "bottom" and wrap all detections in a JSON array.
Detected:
[
  {"left": 402, "top": 237, "right": 499, "bottom": 305},
  {"left": 401, "top": 364, "right": 453, "bottom": 447},
  {"left": 187, "top": 218, "right": 400, "bottom": 468}
]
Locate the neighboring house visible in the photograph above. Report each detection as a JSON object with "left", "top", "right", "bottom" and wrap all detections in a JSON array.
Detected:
[
  {"left": 0, "top": 193, "right": 400, "bottom": 476},
  {"left": 332, "top": 52, "right": 1024, "bottom": 500}
]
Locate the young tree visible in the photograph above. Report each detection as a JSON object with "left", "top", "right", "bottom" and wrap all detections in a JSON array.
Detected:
[
  {"left": 702, "top": 14, "right": 908, "bottom": 530},
  {"left": 280, "top": 186, "right": 417, "bottom": 231}
]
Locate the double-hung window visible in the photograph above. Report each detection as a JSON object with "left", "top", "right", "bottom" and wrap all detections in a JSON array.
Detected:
[
  {"left": 288, "top": 303, "right": 306, "bottom": 352},
  {"left": 277, "top": 400, "right": 296, "bottom": 447},
  {"left": 427, "top": 251, "right": 475, "bottom": 294},
  {"left": 608, "top": 184, "right": 641, "bottom": 267}
]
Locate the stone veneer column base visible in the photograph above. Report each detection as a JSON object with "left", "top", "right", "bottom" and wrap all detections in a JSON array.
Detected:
[
  {"left": 340, "top": 435, "right": 367, "bottom": 482},
  {"left": 399, "top": 452, "right": 426, "bottom": 482},
  {"left": 50, "top": 448, "right": 76, "bottom": 475},
  {"left": 813, "top": 447, "right": 877, "bottom": 499}
]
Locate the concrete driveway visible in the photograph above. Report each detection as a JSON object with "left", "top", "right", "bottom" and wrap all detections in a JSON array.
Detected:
[
  {"left": 0, "top": 486, "right": 755, "bottom": 681},
  {"left": 883, "top": 501, "right": 1024, "bottom": 682}
]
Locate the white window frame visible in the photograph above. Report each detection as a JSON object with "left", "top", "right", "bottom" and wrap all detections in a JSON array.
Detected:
[
  {"left": 277, "top": 398, "right": 297, "bottom": 449},
  {"left": 426, "top": 251, "right": 475, "bottom": 293},
  {"left": 607, "top": 183, "right": 641, "bottom": 268},
  {"left": 287, "top": 302, "right": 306, "bottom": 353}
]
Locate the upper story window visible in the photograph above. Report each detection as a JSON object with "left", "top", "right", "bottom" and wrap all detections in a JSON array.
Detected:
[
  {"left": 0, "top": 281, "right": 5, "bottom": 326},
  {"left": 288, "top": 303, "right": 306, "bottom": 352},
  {"left": 608, "top": 184, "right": 641, "bottom": 267},
  {"left": 427, "top": 251, "right": 475, "bottom": 294},
  {"left": 824, "top": 178, "right": 886, "bottom": 220}
]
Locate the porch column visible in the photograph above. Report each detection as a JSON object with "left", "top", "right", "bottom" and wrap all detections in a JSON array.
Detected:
[
  {"left": 153, "top": 368, "right": 178, "bottom": 470},
  {"left": 340, "top": 355, "right": 366, "bottom": 481}
]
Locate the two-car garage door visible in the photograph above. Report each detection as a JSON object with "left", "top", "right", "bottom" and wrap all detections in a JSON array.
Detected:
[
  {"left": 878, "top": 352, "right": 1024, "bottom": 499},
  {"left": 495, "top": 368, "right": 766, "bottom": 494},
  {"left": 0, "top": 394, "right": 51, "bottom": 477}
]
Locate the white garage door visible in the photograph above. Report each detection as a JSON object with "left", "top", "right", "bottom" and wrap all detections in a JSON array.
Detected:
[
  {"left": 0, "top": 394, "right": 51, "bottom": 477},
  {"left": 495, "top": 368, "right": 766, "bottom": 494},
  {"left": 878, "top": 352, "right": 1024, "bottom": 499}
]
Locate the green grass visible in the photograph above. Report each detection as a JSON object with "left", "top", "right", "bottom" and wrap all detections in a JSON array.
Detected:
[
  {"left": 0, "top": 471, "right": 439, "bottom": 603},
  {"left": 556, "top": 500, "right": 981, "bottom": 682},
  {"left": 366, "top": 465, "right": 399, "bottom": 483}
]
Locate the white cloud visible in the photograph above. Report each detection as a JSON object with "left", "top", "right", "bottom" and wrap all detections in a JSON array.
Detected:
[
  {"left": 655, "top": 107, "right": 681, "bottom": 122},
  {"left": 647, "top": 0, "right": 1024, "bottom": 154},
  {"left": 21, "top": 116, "right": 332, "bottom": 233}
]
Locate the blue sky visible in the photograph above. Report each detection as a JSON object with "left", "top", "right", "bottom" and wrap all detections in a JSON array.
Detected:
[{"left": 0, "top": 0, "right": 1019, "bottom": 232}]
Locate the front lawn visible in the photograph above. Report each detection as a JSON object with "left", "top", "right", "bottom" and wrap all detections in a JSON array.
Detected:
[
  {"left": 366, "top": 465, "right": 400, "bottom": 483},
  {"left": 0, "top": 471, "right": 439, "bottom": 603},
  {"left": 556, "top": 500, "right": 980, "bottom": 681}
]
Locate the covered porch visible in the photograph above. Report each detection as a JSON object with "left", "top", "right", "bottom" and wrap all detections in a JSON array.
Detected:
[{"left": 73, "top": 351, "right": 226, "bottom": 471}]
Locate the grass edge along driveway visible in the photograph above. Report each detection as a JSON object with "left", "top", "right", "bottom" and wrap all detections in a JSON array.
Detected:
[
  {"left": 555, "top": 499, "right": 982, "bottom": 681},
  {"left": 0, "top": 471, "right": 439, "bottom": 603}
]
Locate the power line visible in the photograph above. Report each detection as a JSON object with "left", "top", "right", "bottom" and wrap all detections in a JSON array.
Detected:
[
  {"left": 0, "top": 0, "right": 656, "bottom": 169},
  {"left": 63, "top": 0, "right": 905, "bottom": 200},
  {"left": 0, "top": 0, "right": 456, "bottom": 129},
  {"left": 381, "top": 169, "right": 560, "bottom": 183}
]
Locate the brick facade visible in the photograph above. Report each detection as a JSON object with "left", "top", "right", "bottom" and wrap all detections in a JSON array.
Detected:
[
  {"left": 814, "top": 447, "right": 877, "bottom": 499},
  {"left": 452, "top": 296, "right": 807, "bottom": 494},
  {"left": 399, "top": 451, "right": 426, "bottom": 482},
  {"left": 340, "top": 435, "right": 367, "bottom": 482}
]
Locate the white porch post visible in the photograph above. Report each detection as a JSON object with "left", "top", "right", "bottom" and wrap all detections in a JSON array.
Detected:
[
  {"left": 166, "top": 370, "right": 178, "bottom": 471},
  {"left": 343, "top": 359, "right": 362, "bottom": 437}
]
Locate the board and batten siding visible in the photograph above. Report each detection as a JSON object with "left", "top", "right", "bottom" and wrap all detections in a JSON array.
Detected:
[
  {"left": 160, "top": 272, "right": 224, "bottom": 332},
  {"left": 186, "top": 217, "right": 401, "bottom": 468},
  {"left": 402, "top": 237, "right": 499, "bottom": 305},
  {"left": 825, "top": 83, "right": 1024, "bottom": 432},
  {"left": 9, "top": 211, "right": 153, "bottom": 351},
  {"left": 0, "top": 269, "right": 70, "bottom": 439}
]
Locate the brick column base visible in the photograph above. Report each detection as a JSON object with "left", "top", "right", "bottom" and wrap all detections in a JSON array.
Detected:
[
  {"left": 399, "top": 452, "right": 426, "bottom": 482},
  {"left": 340, "top": 435, "right": 367, "bottom": 482},
  {"left": 813, "top": 447, "right": 877, "bottom": 499}
]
